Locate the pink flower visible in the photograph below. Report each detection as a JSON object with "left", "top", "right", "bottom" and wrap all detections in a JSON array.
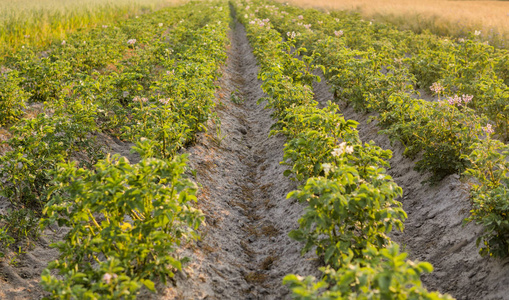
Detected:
[
  {"left": 159, "top": 98, "right": 170, "bottom": 105},
  {"left": 127, "top": 39, "right": 137, "bottom": 45},
  {"left": 334, "top": 30, "right": 343, "bottom": 37},
  {"left": 430, "top": 82, "right": 444, "bottom": 94},
  {"left": 298, "top": 15, "right": 304, "bottom": 19},
  {"left": 461, "top": 94, "right": 473, "bottom": 104},
  {"left": 483, "top": 123, "right": 494, "bottom": 134},
  {"left": 447, "top": 95, "right": 461, "bottom": 106},
  {"left": 102, "top": 273, "right": 117, "bottom": 284}
]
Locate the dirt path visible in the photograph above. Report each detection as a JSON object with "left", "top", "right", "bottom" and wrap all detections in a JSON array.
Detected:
[
  {"left": 313, "top": 72, "right": 509, "bottom": 300},
  {"left": 164, "top": 19, "right": 319, "bottom": 300}
]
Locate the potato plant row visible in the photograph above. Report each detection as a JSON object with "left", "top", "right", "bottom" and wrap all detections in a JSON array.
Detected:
[
  {"left": 253, "top": 3, "right": 509, "bottom": 140},
  {"left": 234, "top": 1, "right": 452, "bottom": 299},
  {"left": 0, "top": 1, "right": 230, "bottom": 298},
  {"left": 250, "top": 0, "right": 509, "bottom": 259}
]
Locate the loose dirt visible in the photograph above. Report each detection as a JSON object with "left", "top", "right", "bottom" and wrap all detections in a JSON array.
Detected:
[{"left": 313, "top": 71, "right": 509, "bottom": 300}]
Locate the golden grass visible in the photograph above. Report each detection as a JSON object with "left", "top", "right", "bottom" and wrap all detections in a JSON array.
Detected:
[
  {"left": 0, "top": 0, "right": 180, "bottom": 55},
  {"left": 276, "top": 0, "right": 509, "bottom": 48}
]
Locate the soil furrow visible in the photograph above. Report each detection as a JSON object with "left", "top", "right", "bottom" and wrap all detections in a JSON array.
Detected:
[{"left": 165, "top": 17, "right": 318, "bottom": 300}]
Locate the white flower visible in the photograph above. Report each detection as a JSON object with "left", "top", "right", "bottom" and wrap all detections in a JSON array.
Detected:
[
  {"left": 331, "top": 147, "right": 344, "bottom": 157},
  {"left": 61, "top": 40, "right": 66, "bottom": 45},
  {"left": 322, "top": 163, "right": 332, "bottom": 176},
  {"left": 474, "top": 30, "right": 481, "bottom": 36},
  {"left": 334, "top": 30, "right": 343, "bottom": 37},
  {"left": 102, "top": 25, "right": 108, "bottom": 29},
  {"left": 332, "top": 142, "right": 353, "bottom": 157},
  {"left": 127, "top": 39, "right": 137, "bottom": 45},
  {"left": 287, "top": 31, "right": 296, "bottom": 39},
  {"left": 345, "top": 145, "right": 354, "bottom": 154},
  {"left": 159, "top": 23, "right": 163, "bottom": 27}
]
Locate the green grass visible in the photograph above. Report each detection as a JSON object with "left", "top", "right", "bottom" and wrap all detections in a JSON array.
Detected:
[{"left": 0, "top": 0, "right": 175, "bottom": 57}]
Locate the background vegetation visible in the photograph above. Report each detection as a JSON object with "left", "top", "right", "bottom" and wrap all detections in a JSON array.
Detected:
[
  {"left": 276, "top": 0, "right": 509, "bottom": 48},
  {"left": 0, "top": 0, "right": 178, "bottom": 57}
]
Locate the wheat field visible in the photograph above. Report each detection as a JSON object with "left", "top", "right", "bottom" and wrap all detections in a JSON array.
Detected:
[{"left": 0, "top": 0, "right": 176, "bottom": 55}]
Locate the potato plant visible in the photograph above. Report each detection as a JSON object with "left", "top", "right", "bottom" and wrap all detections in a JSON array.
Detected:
[
  {"left": 40, "top": 151, "right": 203, "bottom": 298},
  {"left": 464, "top": 135, "right": 509, "bottom": 258},
  {"left": 283, "top": 244, "right": 454, "bottom": 300}
]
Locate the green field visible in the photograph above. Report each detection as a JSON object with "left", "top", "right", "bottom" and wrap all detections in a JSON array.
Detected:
[{"left": 0, "top": 0, "right": 508, "bottom": 299}]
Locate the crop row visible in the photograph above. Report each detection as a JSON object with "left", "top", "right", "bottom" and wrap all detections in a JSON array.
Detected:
[
  {"left": 234, "top": 1, "right": 453, "bottom": 298},
  {"left": 0, "top": 1, "right": 229, "bottom": 298},
  {"left": 249, "top": 0, "right": 509, "bottom": 259},
  {"left": 255, "top": 2, "right": 509, "bottom": 140}
]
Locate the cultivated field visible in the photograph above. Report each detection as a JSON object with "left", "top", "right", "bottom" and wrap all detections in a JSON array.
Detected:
[
  {"left": 278, "top": 0, "right": 509, "bottom": 48},
  {"left": 0, "top": 0, "right": 508, "bottom": 299}
]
